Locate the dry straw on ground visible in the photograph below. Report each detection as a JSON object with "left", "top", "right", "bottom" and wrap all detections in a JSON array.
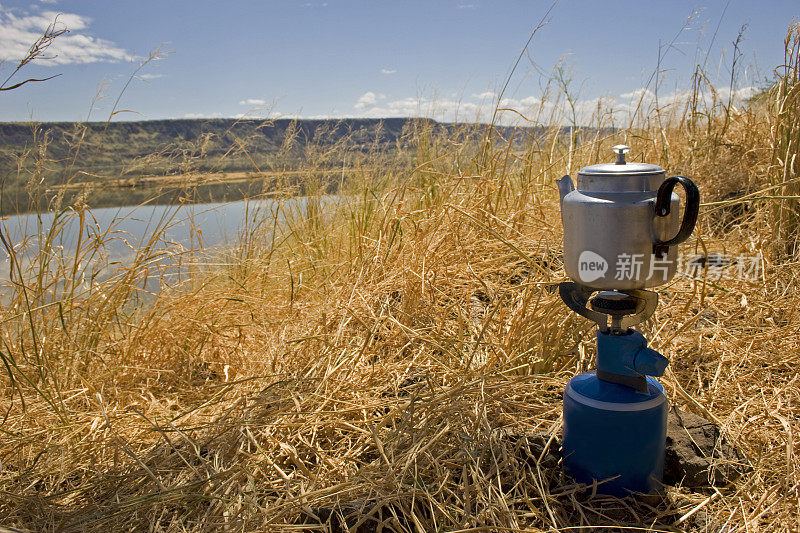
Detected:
[{"left": 0, "top": 23, "right": 799, "bottom": 533}]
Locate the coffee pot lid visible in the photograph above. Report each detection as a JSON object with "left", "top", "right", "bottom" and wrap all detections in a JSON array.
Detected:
[{"left": 578, "top": 145, "right": 663, "bottom": 176}]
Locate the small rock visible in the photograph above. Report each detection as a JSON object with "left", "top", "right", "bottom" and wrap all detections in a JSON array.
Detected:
[
  {"left": 380, "top": 372, "right": 426, "bottom": 399},
  {"left": 305, "top": 500, "right": 385, "bottom": 533},
  {"left": 498, "top": 430, "right": 561, "bottom": 471},
  {"left": 664, "top": 406, "right": 751, "bottom": 488}
]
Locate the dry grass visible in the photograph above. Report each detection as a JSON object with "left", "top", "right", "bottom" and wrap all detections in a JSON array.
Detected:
[{"left": 0, "top": 23, "right": 799, "bottom": 533}]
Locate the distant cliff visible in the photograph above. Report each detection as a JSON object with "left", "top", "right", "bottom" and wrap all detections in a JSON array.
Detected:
[
  {"left": 0, "top": 117, "right": 417, "bottom": 175},
  {"left": 0, "top": 118, "right": 429, "bottom": 214},
  {"left": 0, "top": 117, "right": 576, "bottom": 215}
]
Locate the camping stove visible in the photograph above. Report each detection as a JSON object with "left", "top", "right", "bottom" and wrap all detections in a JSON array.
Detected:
[{"left": 556, "top": 146, "right": 699, "bottom": 496}]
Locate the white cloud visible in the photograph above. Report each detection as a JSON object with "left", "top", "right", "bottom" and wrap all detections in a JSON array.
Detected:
[
  {"left": 0, "top": 8, "right": 128, "bottom": 65},
  {"left": 272, "top": 112, "right": 302, "bottom": 119},
  {"left": 716, "top": 85, "right": 759, "bottom": 101},
  {"left": 613, "top": 85, "right": 759, "bottom": 118},
  {"left": 343, "top": 82, "right": 761, "bottom": 126},
  {"left": 239, "top": 98, "right": 267, "bottom": 106},
  {"left": 620, "top": 88, "right": 655, "bottom": 100},
  {"left": 346, "top": 90, "right": 610, "bottom": 125},
  {"left": 505, "top": 96, "right": 539, "bottom": 106},
  {"left": 184, "top": 112, "right": 222, "bottom": 119},
  {"left": 354, "top": 91, "right": 378, "bottom": 110},
  {"left": 352, "top": 94, "right": 484, "bottom": 122},
  {"left": 380, "top": 68, "right": 396, "bottom": 74},
  {"left": 139, "top": 73, "right": 163, "bottom": 80}
]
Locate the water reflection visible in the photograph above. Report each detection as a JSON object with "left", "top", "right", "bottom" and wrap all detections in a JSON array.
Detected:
[{"left": 0, "top": 197, "right": 331, "bottom": 297}]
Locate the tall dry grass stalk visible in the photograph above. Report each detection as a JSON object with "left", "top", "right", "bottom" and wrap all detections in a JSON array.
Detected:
[
  {"left": 0, "top": 23, "right": 799, "bottom": 532},
  {"left": 767, "top": 22, "right": 800, "bottom": 259}
]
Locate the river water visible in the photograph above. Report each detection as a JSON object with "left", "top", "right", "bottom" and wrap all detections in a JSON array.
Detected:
[{"left": 0, "top": 197, "right": 332, "bottom": 292}]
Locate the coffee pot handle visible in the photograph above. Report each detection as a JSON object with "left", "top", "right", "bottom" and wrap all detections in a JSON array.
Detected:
[{"left": 654, "top": 176, "right": 700, "bottom": 246}]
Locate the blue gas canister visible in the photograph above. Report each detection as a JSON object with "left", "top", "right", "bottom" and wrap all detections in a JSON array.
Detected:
[{"left": 562, "top": 371, "right": 668, "bottom": 496}]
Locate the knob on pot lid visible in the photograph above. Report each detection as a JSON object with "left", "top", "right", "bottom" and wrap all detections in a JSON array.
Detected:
[
  {"left": 575, "top": 145, "right": 665, "bottom": 192},
  {"left": 579, "top": 145, "right": 664, "bottom": 176}
]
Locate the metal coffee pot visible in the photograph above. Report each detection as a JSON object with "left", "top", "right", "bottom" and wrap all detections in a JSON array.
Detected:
[{"left": 557, "top": 145, "right": 699, "bottom": 290}]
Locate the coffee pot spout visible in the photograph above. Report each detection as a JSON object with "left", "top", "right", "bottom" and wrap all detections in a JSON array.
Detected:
[{"left": 557, "top": 175, "right": 575, "bottom": 205}]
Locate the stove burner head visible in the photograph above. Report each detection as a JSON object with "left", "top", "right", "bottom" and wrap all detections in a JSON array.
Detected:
[
  {"left": 559, "top": 282, "right": 658, "bottom": 333},
  {"left": 590, "top": 291, "right": 641, "bottom": 316}
]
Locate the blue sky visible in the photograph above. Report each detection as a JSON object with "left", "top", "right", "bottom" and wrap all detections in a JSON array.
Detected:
[{"left": 1, "top": 1, "right": 798, "bottom": 123}]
